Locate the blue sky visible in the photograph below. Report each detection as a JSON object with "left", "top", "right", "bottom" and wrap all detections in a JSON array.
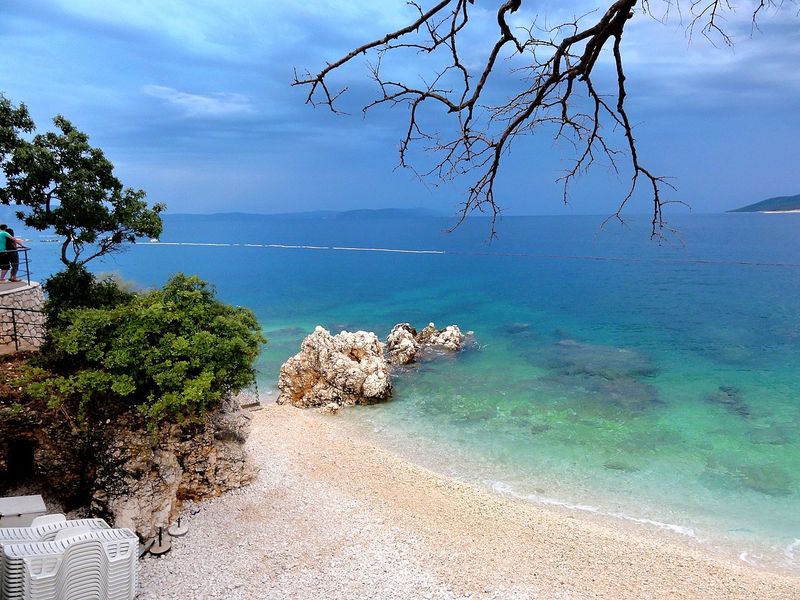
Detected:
[{"left": 0, "top": 0, "right": 797, "bottom": 216}]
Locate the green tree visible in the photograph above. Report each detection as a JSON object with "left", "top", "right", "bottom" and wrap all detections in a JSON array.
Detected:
[
  {"left": 0, "top": 94, "right": 34, "bottom": 162},
  {"left": 32, "top": 274, "right": 266, "bottom": 427},
  {"left": 0, "top": 95, "right": 164, "bottom": 266}
]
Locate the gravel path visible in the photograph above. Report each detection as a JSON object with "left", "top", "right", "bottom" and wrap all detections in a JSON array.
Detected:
[{"left": 137, "top": 405, "right": 800, "bottom": 599}]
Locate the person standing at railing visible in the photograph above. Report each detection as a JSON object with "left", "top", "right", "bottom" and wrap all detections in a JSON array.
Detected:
[{"left": 0, "top": 224, "right": 25, "bottom": 283}]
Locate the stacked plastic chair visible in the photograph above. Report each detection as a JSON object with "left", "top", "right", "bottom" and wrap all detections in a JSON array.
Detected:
[{"left": 0, "top": 515, "right": 136, "bottom": 600}]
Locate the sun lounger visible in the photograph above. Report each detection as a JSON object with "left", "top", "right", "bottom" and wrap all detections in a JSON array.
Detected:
[{"left": 1, "top": 528, "right": 137, "bottom": 600}]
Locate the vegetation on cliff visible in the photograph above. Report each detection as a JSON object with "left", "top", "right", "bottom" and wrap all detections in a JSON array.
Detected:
[{"left": 21, "top": 274, "right": 265, "bottom": 427}]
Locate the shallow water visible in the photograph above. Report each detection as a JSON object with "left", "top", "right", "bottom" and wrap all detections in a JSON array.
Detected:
[{"left": 18, "top": 211, "right": 800, "bottom": 572}]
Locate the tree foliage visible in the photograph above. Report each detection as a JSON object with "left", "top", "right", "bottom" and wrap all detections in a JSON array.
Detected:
[
  {"left": 28, "top": 274, "right": 266, "bottom": 428},
  {"left": 0, "top": 94, "right": 164, "bottom": 266},
  {"left": 0, "top": 95, "right": 34, "bottom": 161},
  {"left": 294, "top": 0, "right": 796, "bottom": 236},
  {"left": 42, "top": 266, "right": 135, "bottom": 329}
]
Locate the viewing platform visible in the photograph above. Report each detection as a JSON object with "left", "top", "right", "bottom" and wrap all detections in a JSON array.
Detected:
[{"left": 0, "top": 248, "right": 45, "bottom": 354}]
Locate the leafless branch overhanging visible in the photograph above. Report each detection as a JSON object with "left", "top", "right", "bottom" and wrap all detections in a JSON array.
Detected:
[{"left": 293, "top": 0, "right": 793, "bottom": 237}]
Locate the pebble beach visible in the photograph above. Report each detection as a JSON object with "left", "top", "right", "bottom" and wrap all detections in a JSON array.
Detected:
[{"left": 137, "top": 404, "right": 800, "bottom": 599}]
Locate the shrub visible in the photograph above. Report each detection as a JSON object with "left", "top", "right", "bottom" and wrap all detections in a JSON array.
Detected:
[
  {"left": 43, "top": 266, "right": 134, "bottom": 329},
  {"left": 35, "top": 274, "right": 265, "bottom": 427}
]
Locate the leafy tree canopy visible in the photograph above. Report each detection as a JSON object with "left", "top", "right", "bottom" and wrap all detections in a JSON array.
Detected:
[
  {"left": 0, "top": 95, "right": 34, "bottom": 160},
  {"left": 0, "top": 94, "right": 164, "bottom": 266},
  {"left": 26, "top": 274, "right": 266, "bottom": 428}
]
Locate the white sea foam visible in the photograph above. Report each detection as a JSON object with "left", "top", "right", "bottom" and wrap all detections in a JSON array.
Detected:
[
  {"left": 784, "top": 539, "right": 800, "bottom": 561},
  {"left": 490, "top": 481, "right": 698, "bottom": 539}
]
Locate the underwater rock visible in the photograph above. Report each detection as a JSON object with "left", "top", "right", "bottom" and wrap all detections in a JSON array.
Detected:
[
  {"left": 277, "top": 326, "right": 392, "bottom": 408},
  {"left": 603, "top": 461, "right": 639, "bottom": 473},
  {"left": 502, "top": 322, "right": 533, "bottom": 336},
  {"left": 705, "top": 386, "right": 750, "bottom": 418},
  {"left": 529, "top": 422, "right": 552, "bottom": 435},
  {"left": 748, "top": 425, "right": 793, "bottom": 445},
  {"left": 386, "top": 323, "right": 420, "bottom": 365},
  {"left": 703, "top": 455, "right": 794, "bottom": 497},
  {"left": 543, "top": 339, "right": 657, "bottom": 379},
  {"left": 738, "top": 464, "right": 794, "bottom": 497},
  {"left": 541, "top": 372, "right": 660, "bottom": 413}
]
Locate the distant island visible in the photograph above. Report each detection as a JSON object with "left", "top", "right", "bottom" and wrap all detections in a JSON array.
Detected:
[{"left": 729, "top": 193, "right": 800, "bottom": 213}]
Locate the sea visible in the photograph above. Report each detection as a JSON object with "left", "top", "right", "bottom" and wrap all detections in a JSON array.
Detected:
[{"left": 14, "top": 211, "right": 800, "bottom": 573}]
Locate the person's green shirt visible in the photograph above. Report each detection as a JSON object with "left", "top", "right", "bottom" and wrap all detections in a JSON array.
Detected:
[{"left": 0, "top": 230, "right": 19, "bottom": 251}]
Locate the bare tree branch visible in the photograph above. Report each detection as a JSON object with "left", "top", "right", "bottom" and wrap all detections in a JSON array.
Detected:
[{"left": 294, "top": 0, "right": 795, "bottom": 237}]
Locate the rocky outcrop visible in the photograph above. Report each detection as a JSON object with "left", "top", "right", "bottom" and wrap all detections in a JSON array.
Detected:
[
  {"left": 1, "top": 359, "right": 255, "bottom": 540},
  {"left": 426, "top": 324, "right": 464, "bottom": 351},
  {"left": 386, "top": 323, "right": 419, "bottom": 365},
  {"left": 386, "top": 322, "right": 465, "bottom": 364},
  {"left": 277, "top": 326, "right": 391, "bottom": 408},
  {"left": 91, "top": 397, "right": 255, "bottom": 539}
]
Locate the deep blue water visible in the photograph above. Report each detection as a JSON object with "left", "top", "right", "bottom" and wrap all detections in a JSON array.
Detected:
[{"left": 16, "top": 212, "right": 800, "bottom": 571}]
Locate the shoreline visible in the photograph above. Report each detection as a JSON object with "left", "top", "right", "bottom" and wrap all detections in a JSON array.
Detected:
[
  {"left": 329, "top": 403, "right": 799, "bottom": 577},
  {"left": 138, "top": 404, "right": 800, "bottom": 599}
]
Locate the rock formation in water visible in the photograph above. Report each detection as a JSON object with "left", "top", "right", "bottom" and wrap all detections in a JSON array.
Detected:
[
  {"left": 704, "top": 385, "right": 750, "bottom": 418},
  {"left": 386, "top": 323, "right": 420, "bottom": 365},
  {"left": 426, "top": 324, "right": 464, "bottom": 352},
  {"left": 386, "top": 322, "right": 465, "bottom": 364},
  {"left": 529, "top": 339, "right": 660, "bottom": 414},
  {"left": 277, "top": 326, "right": 392, "bottom": 408}
]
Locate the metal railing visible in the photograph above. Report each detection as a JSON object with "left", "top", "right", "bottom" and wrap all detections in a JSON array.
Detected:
[
  {"left": 1, "top": 246, "right": 32, "bottom": 286},
  {"left": 0, "top": 306, "right": 46, "bottom": 352}
]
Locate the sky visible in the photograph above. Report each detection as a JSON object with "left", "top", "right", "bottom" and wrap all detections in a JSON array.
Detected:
[{"left": 0, "top": 0, "right": 798, "bottom": 217}]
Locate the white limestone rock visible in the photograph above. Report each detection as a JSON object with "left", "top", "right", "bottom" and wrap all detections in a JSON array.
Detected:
[
  {"left": 427, "top": 325, "right": 464, "bottom": 351},
  {"left": 277, "top": 326, "right": 392, "bottom": 408},
  {"left": 386, "top": 323, "right": 420, "bottom": 365}
]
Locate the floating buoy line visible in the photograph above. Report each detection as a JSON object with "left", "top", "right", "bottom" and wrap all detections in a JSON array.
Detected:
[{"left": 140, "top": 240, "right": 800, "bottom": 268}]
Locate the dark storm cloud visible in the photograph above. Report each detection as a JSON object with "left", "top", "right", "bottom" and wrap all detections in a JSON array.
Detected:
[{"left": 0, "top": 1, "right": 797, "bottom": 215}]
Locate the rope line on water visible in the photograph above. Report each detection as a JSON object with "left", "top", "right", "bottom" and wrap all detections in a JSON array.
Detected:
[{"left": 142, "top": 241, "right": 800, "bottom": 268}]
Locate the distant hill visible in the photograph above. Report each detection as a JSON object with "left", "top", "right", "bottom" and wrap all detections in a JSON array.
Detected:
[
  {"left": 330, "top": 208, "right": 444, "bottom": 219},
  {"left": 165, "top": 208, "right": 446, "bottom": 219},
  {"left": 729, "top": 193, "right": 800, "bottom": 213}
]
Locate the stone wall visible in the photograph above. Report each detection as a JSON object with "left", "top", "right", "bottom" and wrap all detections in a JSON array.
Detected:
[{"left": 0, "top": 282, "right": 46, "bottom": 354}]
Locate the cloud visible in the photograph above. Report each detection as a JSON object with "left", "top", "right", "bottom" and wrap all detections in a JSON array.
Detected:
[{"left": 141, "top": 85, "right": 256, "bottom": 118}]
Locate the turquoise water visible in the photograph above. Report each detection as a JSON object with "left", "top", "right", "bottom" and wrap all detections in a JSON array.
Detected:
[{"left": 18, "top": 212, "right": 800, "bottom": 571}]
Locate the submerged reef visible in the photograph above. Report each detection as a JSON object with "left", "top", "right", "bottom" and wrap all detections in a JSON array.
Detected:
[
  {"left": 524, "top": 339, "right": 660, "bottom": 415},
  {"left": 543, "top": 339, "right": 657, "bottom": 379},
  {"left": 704, "top": 385, "right": 750, "bottom": 418}
]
